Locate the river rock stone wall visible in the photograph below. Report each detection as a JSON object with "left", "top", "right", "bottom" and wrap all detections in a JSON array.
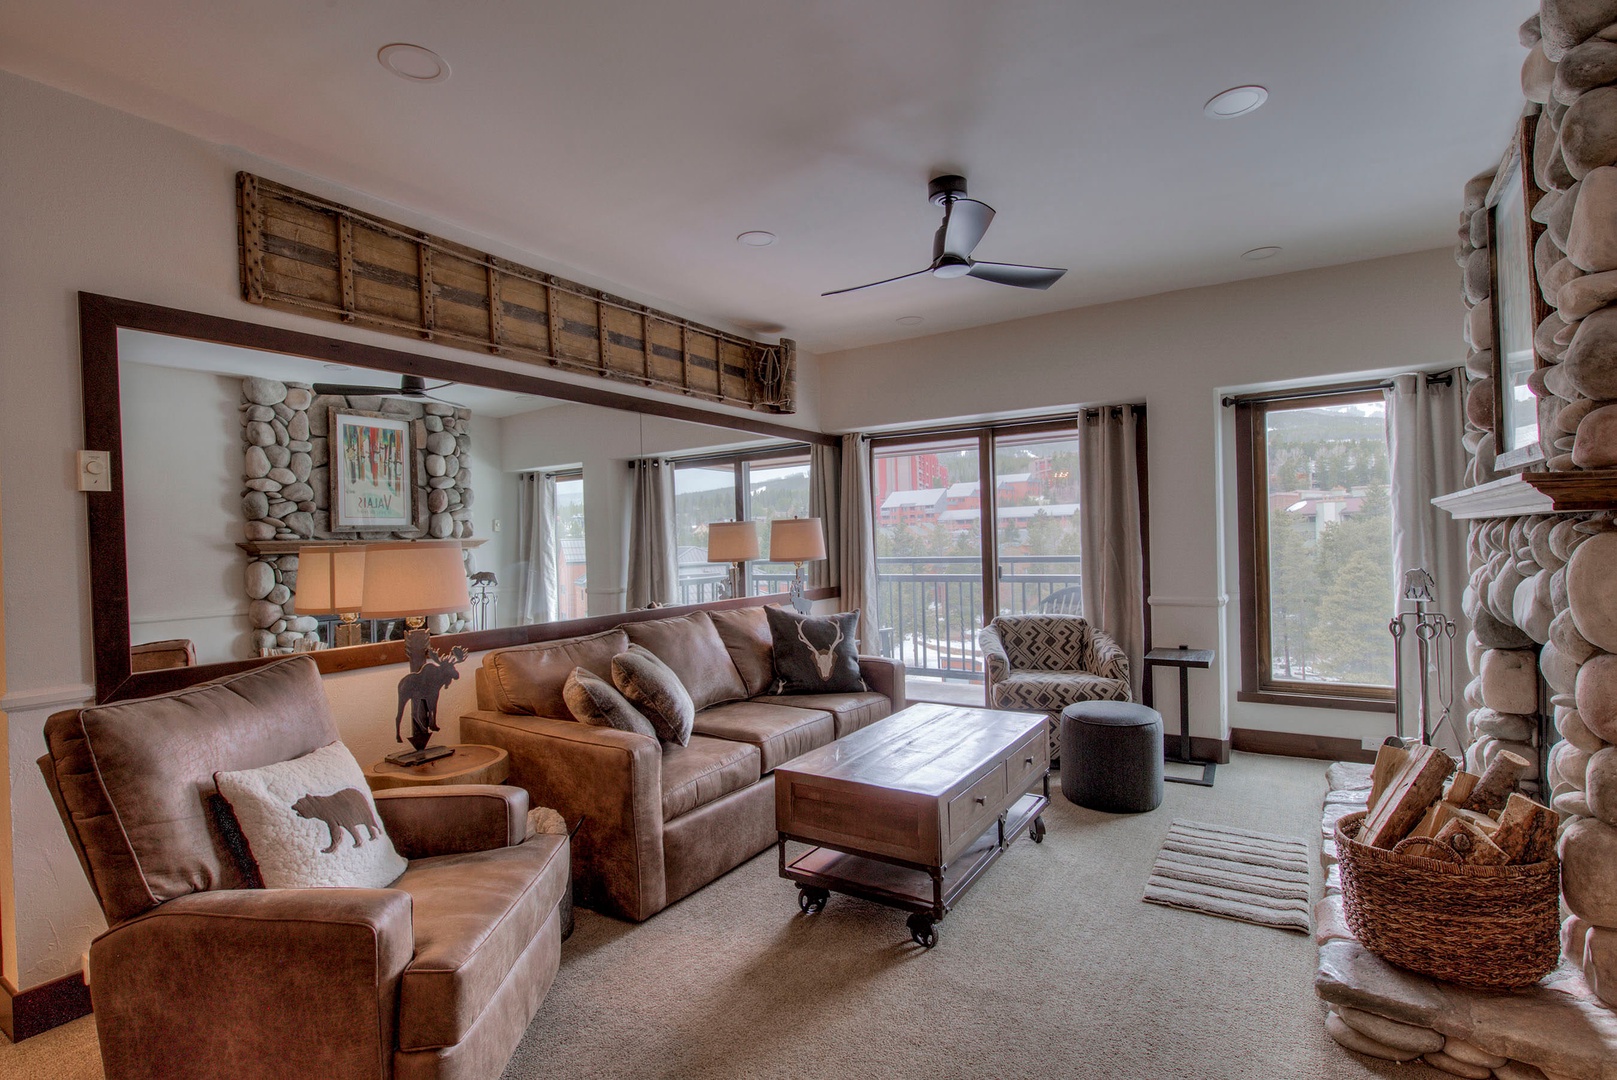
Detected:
[
  {"left": 240, "top": 377, "right": 474, "bottom": 655},
  {"left": 1456, "top": 5, "right": 1617, "bottom": 1014}
]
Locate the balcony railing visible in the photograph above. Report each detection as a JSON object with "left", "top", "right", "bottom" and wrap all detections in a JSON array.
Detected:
[
  {"left": 675, "top": 566, "right": 797, "bottom": 606},
  {"left": 873, "top": 555, "right": 1081, "bottom": 681}
]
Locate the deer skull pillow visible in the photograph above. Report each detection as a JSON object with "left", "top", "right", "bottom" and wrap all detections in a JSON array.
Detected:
[
  {"left": 766, "top": 607, "right": 866, "bottom": 694},
  {"left": 214, "top": 741, "right": 408, "bottom": 890}
]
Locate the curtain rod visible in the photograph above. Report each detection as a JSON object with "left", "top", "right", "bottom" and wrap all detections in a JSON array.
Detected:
[
  {"left": 1221, "top": 371, "right": 1453, "bottom": 409},
  {"left": 866, "top": 411, "right": 1093, "bottom": 446}
]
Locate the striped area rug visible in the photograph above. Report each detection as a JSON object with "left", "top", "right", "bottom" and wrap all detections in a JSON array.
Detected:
[{"left": 1143, "top": 820, "right": 1312, "bottom": 933}]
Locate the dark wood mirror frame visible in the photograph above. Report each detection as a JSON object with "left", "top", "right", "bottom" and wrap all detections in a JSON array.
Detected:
[{"left": 80, "top": 292, "right": 837, "bottom": 703}]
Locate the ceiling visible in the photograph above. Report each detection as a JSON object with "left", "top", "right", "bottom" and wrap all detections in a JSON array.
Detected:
[
  {"left": 3, "top": 1, "right": 1531, "bottom": 352},
  {"left": 117, "top": 330, "right": 563, "bottom": 419}
]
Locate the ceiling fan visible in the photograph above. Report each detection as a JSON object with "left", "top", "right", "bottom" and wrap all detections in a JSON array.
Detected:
[
  {"left": 822, "top": 174, "right": 1068, "bottom": 297},
  {"left": 312, "top": 373, "right": 464, "bottom": 407}
]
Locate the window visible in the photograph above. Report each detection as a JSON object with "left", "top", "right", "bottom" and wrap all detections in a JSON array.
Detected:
[
  {"left": 553, "top": 473, "right": 587, "bottom": 621},
  {"left": 1234, "top": 388, "right": 1395, "bottom": 709},
  {"left": 870, "top": 421, "right": 1086, "bottom": 684},
  {"left": 670, "top": 448, "right": 811, "bottom": 603}
]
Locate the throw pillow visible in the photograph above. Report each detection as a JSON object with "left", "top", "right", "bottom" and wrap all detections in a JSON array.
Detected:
[
  {"left": 214, "top": 741, "right": 408, "bottom": 890},
  {"left": 766, "top": 607, "right": 866, "bottom": 694},
  {"left": 610, "top": 644, "right": 695, "bottom": 745},
  {"left": 563, "top": 666, "right": 658, "bottom": 739}
]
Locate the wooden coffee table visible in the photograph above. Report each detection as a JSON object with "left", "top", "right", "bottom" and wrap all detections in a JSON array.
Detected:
[{"left": 775, "top": 703, "right": 1049, "bottom": 948}]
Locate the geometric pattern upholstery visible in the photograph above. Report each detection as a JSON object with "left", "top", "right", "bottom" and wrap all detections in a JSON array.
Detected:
[{"left": 979, "top": 615, "right": 1131, "bottom": 716}]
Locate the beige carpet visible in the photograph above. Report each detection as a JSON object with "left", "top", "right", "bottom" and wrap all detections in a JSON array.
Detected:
[
  {"left": 1, "top": 752, "right": 1447, "bottom": 1079},
  {"left": 1144, "top": 820, "right": 1313, "bottom": 933}
]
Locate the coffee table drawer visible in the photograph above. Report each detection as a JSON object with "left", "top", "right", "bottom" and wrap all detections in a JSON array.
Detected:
[
  {"left": 1005, "top": 730, "right": 1048, "bottom": 797},
  {"left": 947, "top": 762, "right": 1006, "bottom": 847}
]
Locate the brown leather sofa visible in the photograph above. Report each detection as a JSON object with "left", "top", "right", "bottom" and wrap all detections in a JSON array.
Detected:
[
  {"left": 461, "top": 606, "right": 905, "bottom": 922},
  {"left": 39, "top": 656, "right": 568, "bottom": 1080}
]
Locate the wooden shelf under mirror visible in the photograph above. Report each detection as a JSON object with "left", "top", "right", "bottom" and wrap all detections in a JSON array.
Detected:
[{"left": 1432, "top": 469, "right": 1617, "bottom": 519}]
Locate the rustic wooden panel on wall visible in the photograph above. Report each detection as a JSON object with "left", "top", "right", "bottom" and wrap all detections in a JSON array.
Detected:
[{"left": 237, "top": 173, "right": 795, "bottom": 413}]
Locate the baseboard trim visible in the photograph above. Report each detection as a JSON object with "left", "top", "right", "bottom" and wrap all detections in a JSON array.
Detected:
[
  {"left": 1172, "top": 735, "right": 1231, "bottom": 765},
  {"left": 1231, "top": 727, "right": 1376, "bottom": 765},
  {"left": 1, "top": 970, "right": 92, "bottom": 1042}
]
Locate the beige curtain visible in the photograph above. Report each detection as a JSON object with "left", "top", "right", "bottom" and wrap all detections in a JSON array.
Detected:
[
  {"left": 626, "top": 459, "right": 676, "bottom": 608},
  {"left": 1385, "top": 370, "right": 1468, "bottom": 753},
  {"left": 808, "top": 442, "right": 842, "bottom": 590},
  {"left": 514, "top": 472, "right": 558, "bottom": 623},
  {"left": 1078, "top": 406, "right": 1146, "bottom": 698},
  {"left": 838, "top": 433, "right": 878, "bottom": 653}
]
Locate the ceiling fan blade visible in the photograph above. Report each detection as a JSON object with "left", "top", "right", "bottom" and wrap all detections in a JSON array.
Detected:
[
  {"left": 821, "top": 268, "right": 930, "bottom": 297},
  {"left": 966, "top": 261, "right": 1067, "bottom": 290},
  {"left": 940, "top": 198, "right": 995, "bottom": 260}
]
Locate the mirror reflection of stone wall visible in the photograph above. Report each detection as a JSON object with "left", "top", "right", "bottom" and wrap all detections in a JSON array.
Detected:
[{"left": 117, "top": 329, "right": 791, "bottom": 664}]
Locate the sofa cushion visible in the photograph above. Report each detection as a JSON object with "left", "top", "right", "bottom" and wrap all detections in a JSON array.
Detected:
[
  {"left": 660, "top": 735, "right": 762, "bottom": 821},
  {"left": 562, "top": 667, "right": 657, "bottom": 738},
  {"left": 213, "top": 742, "right": 408, "bottom": 890},
  {"left": 989, "top": 671, "right": 1129, "bottom": 712},
  {"left": 752, "top": 691, "right": 892, "bottom": 738},
  {"left": 692, "top": 701, "right": 834, "bottom": 772},
  {"left": 766, "top": 607, "right": 866, "bottom": 694},
  {"left": 612, "top": 645, "right": 695, "bottom": 745},
  {"left": 485, "top": 630, "right": 630, "bottom": 718},
  {"left": 393, "top": 833, "right": 568, "bottom": 1051},
  {"left": 624, "top": 611, "right": 748, "bottom": 710},
  {"left": 41, "top": 655, "right": 338, "bottom": 925},
  {"left": 708, "top": 606, "right": 776, "bottom": 698}
]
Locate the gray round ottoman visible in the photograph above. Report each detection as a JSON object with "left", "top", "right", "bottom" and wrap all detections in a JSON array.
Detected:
[{"left": 1059, "top": 702, "right": 1164, "bottom": 813}]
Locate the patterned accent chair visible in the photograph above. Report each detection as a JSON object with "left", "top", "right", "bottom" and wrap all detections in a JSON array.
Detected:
[{"left": 978, "top": 615, "right": 1131, "bottom": 742}]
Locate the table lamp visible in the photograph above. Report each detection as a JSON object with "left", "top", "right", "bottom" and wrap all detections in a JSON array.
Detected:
[
  {"left": 294, "top": 545, "right": 368, "bottom": 648},
  {"left": 361, "top": 541, "right": 471, "bottom": 756},
  {"left": 705, "top": 520, "right": 759, "bottom": 600},
  {"left": 769, "top": 517, "right": 826, "bottom": 614}
]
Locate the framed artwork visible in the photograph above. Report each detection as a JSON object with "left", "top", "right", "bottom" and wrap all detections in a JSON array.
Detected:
[
  {"left": 1490, "top": 113, "right": 1549, "bottom": 468},
  {"left": 330, "top": 410, "right": 412, "bottom": 530}
]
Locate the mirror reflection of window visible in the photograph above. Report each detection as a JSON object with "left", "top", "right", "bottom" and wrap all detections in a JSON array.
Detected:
[
  {"left": 553, "top": 474, "right": 587, "bottom": 620},
  {"left": 674, "top": 463, "right": 738, "bottom": 603},
  {"left": 747, "top": 456, "right": 811, "bottom": 596}
]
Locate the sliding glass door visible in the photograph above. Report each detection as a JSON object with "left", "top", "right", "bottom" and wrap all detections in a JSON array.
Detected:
[{"left": 870, "top": 420, "right": 1081, "bottom": 685}]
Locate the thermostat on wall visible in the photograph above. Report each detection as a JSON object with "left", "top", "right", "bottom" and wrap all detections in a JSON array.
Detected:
[{"left": 78, "top": 450, "right": 112, "bottom": 492}]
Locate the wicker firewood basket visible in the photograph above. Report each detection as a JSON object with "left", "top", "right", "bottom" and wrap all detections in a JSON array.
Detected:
[{"left": 1334, "top": 810, "right": 1561, "bottom": 990}]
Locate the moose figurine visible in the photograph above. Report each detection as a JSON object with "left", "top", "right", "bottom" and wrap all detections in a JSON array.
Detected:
[{"left": 394, "top": 641, "right": 468, "bottom": 752}]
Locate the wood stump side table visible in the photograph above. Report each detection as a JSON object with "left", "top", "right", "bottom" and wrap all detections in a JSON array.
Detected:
[{"left": 364, "top": 744, "right": 509, "bottom": 791}]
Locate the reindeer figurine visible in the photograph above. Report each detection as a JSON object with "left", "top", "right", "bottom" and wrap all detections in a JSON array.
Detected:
[{"left": 394, "top": 643, "right": 468, "bottom": 752}]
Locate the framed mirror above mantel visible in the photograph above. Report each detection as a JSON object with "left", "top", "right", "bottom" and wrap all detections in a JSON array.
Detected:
[{"left": 80, "top": 292, "right": 838, "bottom": 703}]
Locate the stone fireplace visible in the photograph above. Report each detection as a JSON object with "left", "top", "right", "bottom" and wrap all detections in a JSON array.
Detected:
[{"left": 238, "top": 376, "right": 476, "bottom": 656}]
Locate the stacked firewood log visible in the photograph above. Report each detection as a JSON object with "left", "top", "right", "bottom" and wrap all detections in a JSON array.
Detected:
[{"left": 1360, "top": 742, "right": 1559, "bottom": 865}]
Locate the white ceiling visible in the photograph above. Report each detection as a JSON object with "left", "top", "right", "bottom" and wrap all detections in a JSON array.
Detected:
[
  {"left": 3, "top": 1, "right": 1531, "bottom": 352},
  {"left": 117, "top": 330, "right": 563, "bottom": 419}
]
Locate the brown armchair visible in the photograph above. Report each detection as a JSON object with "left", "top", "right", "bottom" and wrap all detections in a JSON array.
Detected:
[{"left": 39, "top": 655, "right": 568, "bottom": 1080}]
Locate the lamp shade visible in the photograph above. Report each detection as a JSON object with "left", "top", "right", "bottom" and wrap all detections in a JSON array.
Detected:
[
  {"left": 706, "top": 520, "right": 760, "bottom": 563},
  {"left": 294, "top": 545, "right": 368, "bottom": 615},
  {"left": 359, "top": 541, "right": 470, "bottom": 619},
  {"left": 769, "top": 517, "right": 826, "bottom": 562}
]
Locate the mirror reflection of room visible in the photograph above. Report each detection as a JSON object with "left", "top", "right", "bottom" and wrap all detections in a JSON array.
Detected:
[{"left": 116, "top": 328, "right": 799, "bottom": 665}]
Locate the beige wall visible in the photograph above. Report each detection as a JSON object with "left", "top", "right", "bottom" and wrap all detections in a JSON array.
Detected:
[
  {"left": 0, "top": 70, "right": 824, "bottom": 990},
  {"left": 815, "top": 247, "right": 1467, "bottom": 751}
]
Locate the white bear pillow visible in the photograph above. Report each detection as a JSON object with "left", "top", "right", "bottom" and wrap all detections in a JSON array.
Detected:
[{"left": 214, "top": 742, "right": 408, "bottom": 890}]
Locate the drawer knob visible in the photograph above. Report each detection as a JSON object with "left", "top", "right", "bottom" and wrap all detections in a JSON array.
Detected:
[
  {"left": 1025, "top": 756, "right": 1035, "bottom": 765},
  {"left": 975, "top": 796, "right": 986, "bottom": 805}
]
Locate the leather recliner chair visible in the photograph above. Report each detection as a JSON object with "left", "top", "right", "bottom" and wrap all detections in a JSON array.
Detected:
[{"left": 38, "top": 655, "right": 568, "bottom": 1080}]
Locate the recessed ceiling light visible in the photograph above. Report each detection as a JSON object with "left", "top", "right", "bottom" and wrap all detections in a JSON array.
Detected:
[
  {"left": 896, "top": 316, "right": 924, "bottom": 326},
  {"left": 736, "top": 231, "right": 777, "bottom": 247},
  {"left": 378, "top": 43, "right": 450, "bottom": 83},
  {"left": 1204, "top": 85, "right": 1268, "bottom": 119},
  {"left": 1241, "top": 246, "right": 1283, "bottom": 261}
]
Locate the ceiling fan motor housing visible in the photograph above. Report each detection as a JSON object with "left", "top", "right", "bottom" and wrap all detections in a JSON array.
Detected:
[{"left": 928, "top": 174, "right": 968, "bottom": 206}]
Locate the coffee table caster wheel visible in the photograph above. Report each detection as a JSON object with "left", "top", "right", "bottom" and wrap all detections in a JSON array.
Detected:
[
  {"left": 798, "top": 886, "right": 829, "bottom": 914},
  {"left": 907, "top": 913, "right": 938, "bottom": 948},
  {"left": 1029, "top": 816, "right": 1046, "bottom": 844}
]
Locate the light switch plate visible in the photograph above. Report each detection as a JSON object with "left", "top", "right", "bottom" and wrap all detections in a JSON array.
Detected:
[{"left": 78, "top": 449, "right": 112, "bottom": 492}]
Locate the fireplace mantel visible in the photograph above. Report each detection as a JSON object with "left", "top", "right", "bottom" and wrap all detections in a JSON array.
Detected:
[{"left": 1432, "top": 469, "right": 1617, "bottom": 520}]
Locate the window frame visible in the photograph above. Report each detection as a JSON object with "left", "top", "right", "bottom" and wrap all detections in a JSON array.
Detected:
[
  {"left": 549, "top": 469, "right": 586, "bottom": 621},
  {"left": 670, "top": 443, "right": 812, "bottom": 598},
  {"left": 1233, "top": 386, "right": 1396, "bottom": 713}
]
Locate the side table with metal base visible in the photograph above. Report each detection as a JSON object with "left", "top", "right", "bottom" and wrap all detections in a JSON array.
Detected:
[{"left": 1143, "top": 647, "right": 1217, "bottom": 787}]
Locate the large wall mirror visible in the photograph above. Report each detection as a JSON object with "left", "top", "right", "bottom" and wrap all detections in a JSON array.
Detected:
[{"left": 82, "top": 294, "right": 835, "bottom": 702}]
